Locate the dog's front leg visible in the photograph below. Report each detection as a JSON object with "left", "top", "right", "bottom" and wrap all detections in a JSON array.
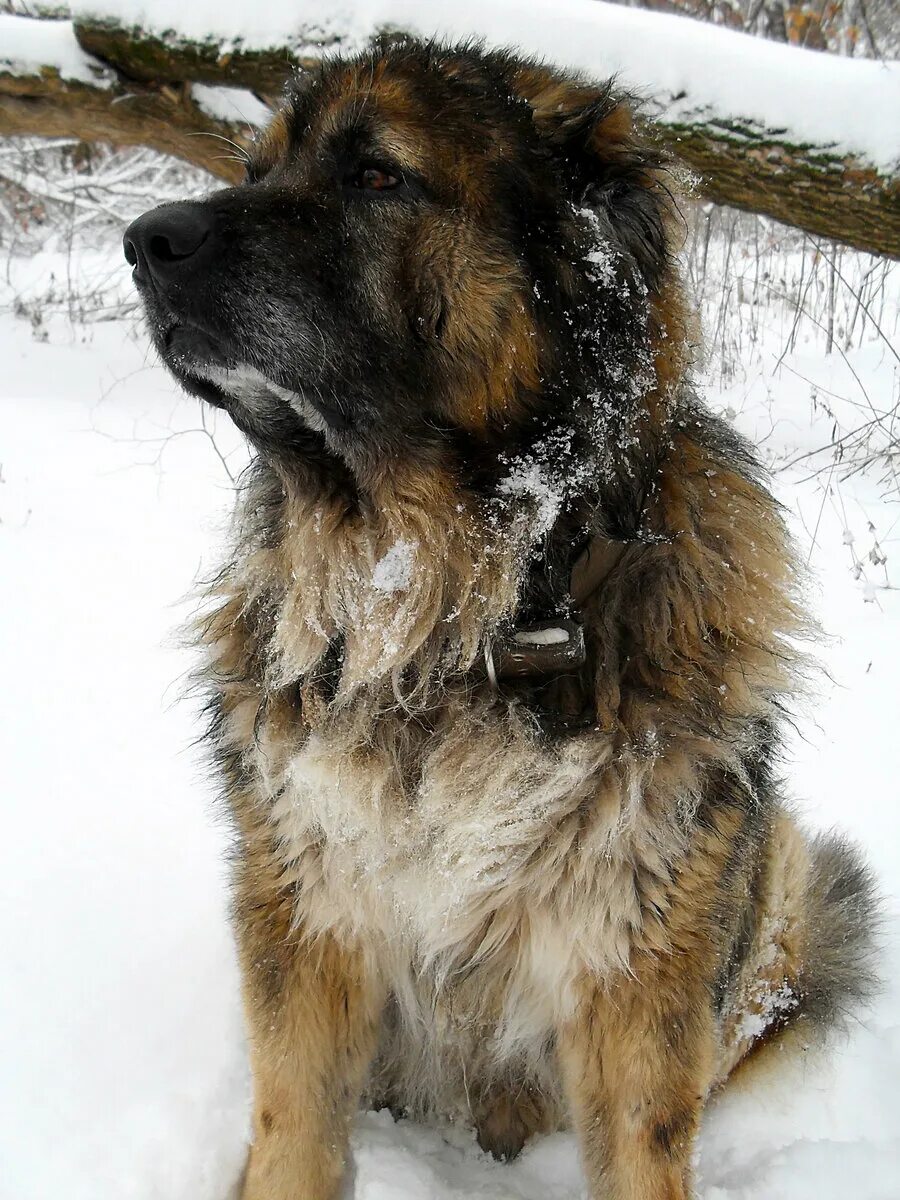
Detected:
[
  {"left": 558, "top": 964, "right": 716, "bottom": 1200},
  {"left": 237, "top": 887, "right": 383, "bottom": 1200}
]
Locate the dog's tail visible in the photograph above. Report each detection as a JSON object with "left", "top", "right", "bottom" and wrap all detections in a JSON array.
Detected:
[
  {"left": 796, "top": 831, "right": 879, "bottom": 1029},
  {"left": 720, "top": 814, "right": 879, "bottom": 1082}
]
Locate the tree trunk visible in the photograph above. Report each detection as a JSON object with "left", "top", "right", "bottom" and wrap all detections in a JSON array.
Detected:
[
  {"left": 657, "top": 117, "right": 898, "bottom": 257},
  {"left": 1, "top": 14, "right": 897, "bottom": 257},
  {"left": 0, "top": 71, "right": 249, "bottom": 181}
]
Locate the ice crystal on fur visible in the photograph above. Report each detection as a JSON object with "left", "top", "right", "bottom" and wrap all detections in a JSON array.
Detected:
[
  {"left": 578, "top": 205, "right": 618, "bottom": 287},
  {"left": 734, "top": 978, "right": 799, "bottom": 1045},
  {"left": 371, "top": 540, "right": 418, "bottom": 595},
  {"left": 496, "top": 459, "right": 564, "bottom": 537}
]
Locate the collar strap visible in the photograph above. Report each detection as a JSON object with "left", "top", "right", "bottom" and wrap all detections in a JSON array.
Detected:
[{"left": 569, "top": 535, "right": 629, "bottom": 607}]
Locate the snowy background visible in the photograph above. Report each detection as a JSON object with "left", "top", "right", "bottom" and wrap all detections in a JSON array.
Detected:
[{"left": 1, "top": 3, "right": 899, "bottom": 1198}]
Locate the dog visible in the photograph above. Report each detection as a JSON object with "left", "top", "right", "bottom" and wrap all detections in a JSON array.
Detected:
[{"left": 124, "top": 37, "right": 877, "bottom": 1200}]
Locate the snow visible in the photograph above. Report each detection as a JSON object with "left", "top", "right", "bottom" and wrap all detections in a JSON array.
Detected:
[
  {"left": 497, "top": 459, "right": 564, "bottom": 535},
  {"left": 1, "top": 232, "right": 898, "bottom": 1200},
  {"left": 66, "top": 0, "right": 355, "bottom": 55},
  {"left": 62, "top": 0, "right": 900, "bottom": 170},
  {"left": 732, "top": 977, "right": 798, "bottom": 1044},
  {"left": 191, "top": 85, "right": 272, "bottom": 130},
  {"left": 0, "top": 307, "right": 250, "bottom": 1200},
  {"left": 1, "top": 71, "right": 900, "bottom": 1195},
  {"left": 0, "top": 14, "right": 111, "bottom": 85},
  {"left": 371, "top": 539, "right": 418, "bottom": 594}
]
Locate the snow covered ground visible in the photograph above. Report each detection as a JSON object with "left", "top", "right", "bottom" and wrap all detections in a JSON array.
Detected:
[{"left": 1, "top": 226, "right": 899, "bottom": 1197}]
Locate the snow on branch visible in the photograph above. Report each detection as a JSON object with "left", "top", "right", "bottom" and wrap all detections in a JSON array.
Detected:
[
  {"left": 1, "top": 3, "right": 898, "bottom": 256},
  {"left": 0, "top": 15, "right": 259, "bottom": 177}
]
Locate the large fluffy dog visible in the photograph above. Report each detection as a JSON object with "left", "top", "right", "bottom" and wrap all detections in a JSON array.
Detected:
[{"left": 125, "top": 38, "right": 876, "bottom": 1200}]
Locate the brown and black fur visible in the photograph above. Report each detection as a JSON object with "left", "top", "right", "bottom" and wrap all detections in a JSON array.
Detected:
[{"left": 124, "top": 37, "right": 878, "bottom": 1200}]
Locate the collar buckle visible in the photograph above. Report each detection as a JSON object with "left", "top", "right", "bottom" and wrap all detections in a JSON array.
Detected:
[{"left": 489, "top": 618, "right": 586, "bottom": 682}]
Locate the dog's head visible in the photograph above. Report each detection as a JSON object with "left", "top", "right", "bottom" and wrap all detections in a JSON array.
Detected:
[{"left": 125, "top": 38, "right": 685, "bottom": 511}]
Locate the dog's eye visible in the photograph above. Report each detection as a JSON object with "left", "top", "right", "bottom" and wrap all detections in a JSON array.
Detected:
[{"left": 347, "top": 166, "right": 400, "bottom": 192}]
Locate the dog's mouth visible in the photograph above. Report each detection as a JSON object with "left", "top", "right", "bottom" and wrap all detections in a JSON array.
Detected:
[
  {"left": 164, "top": 322, "right": 233, "bottom": 370},
  {"left": 160, "top": 321, "right": 354, "bottom": 435}
]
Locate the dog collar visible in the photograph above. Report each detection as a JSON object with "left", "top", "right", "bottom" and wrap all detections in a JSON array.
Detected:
[
  {"left": 485, "top": 535, "right": 629, "bottom": 685},
  {"left": 485, "top": 618, "right": 586, "bottom": 686}
]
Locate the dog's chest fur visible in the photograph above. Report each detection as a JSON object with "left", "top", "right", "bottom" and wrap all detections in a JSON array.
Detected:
[{"left": 244, "top": 696, "right": 691, "bottom": 1056}]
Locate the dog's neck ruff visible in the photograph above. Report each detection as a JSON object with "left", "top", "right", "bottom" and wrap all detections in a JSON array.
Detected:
[{"left": 201, "top": 363, "right": 629, "bottom": 690}]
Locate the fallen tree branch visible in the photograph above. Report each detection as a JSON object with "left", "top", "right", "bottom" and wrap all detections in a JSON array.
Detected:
[
  {"left": 0, "top": 15, "right": 250, "bottom": 180},
  {"left": 74, "top": 18, "right": 322, "bottom": 92},
  {"left": 1, "top": 12, "right": 898, "bottom": 256},
  {"left": 655, "top": 118, "right": 899, "bottom": 259},
  {"left": 0, "top": 77, "right": 249, "bottom": 182}
]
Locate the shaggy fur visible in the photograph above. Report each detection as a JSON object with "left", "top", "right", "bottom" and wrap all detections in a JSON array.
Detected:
[{"left": 124, "top": 37, "right": 878, "bottom": 1200}]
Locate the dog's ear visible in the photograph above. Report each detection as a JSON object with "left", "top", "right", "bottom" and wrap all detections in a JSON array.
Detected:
[
  {"left": 513, "top": 70, "right": 673, "bottom": 285},
  {"left": 515, "top": 73, "right": 639, "bottom": 177}
]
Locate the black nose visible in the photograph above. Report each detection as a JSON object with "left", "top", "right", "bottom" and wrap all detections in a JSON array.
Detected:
[{"left": 123, "top": 202, "right": 215, "bottom": 286}]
